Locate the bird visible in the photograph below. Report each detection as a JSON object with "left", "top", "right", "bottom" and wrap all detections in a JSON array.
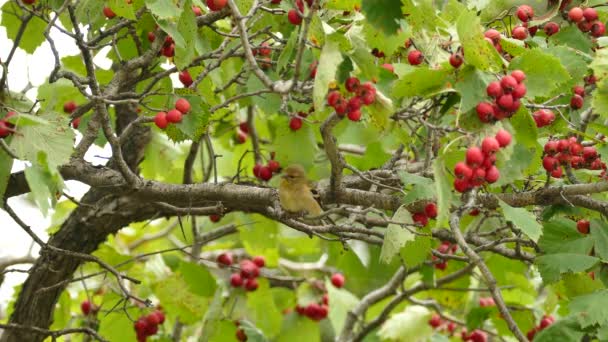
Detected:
[{"left": 279, "top": 164, "right": 323, "bottom": 217}]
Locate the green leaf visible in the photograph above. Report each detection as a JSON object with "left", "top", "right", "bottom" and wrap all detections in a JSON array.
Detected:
[
  {"left": 154, "top": 274, "right": 209, "bottom": 324},
  {"left": 24, "top": 158, "right": 64, "bottom": 217},
  {"left": 10, "top": 112, "right": 75, "bottom": 169},
  {"left": 433, "top": 158, "right": 452, "bottom": 227},
  {"left": 533, "top": 316, "right": 585, "bottom": 342},
  {"left": 454, "top": 67, "right": 495, "bottom": 113},
  {"left": 325, "top": 0, "right": 359, "bottom": 10},
  {"left": 378, "top": 305, "right": 433, "bottom": 341},
  {"left": 549, "top": 25, "right": 593, "bottom": 54},
  {"left": 562, "top": 273, "right": 604, "bottom": 298},
  {"left": 536, "top": 254, "right": 599, "bottom": 283},
  {"left": 0, "top": 149, "right": 13, "bottom": 205},
  {"left": 271, "top": 116, "right": 318, "bottom": 171},
  {"left": 380, "top": 205, "right": 415, "bottom": 264},
  {"left": 393, "top": 66, "right": 451, "bottom": 98},
  {"left": 543, "top": 46, "right": 592, "bottom": 81},
  {"left": 1, "top": 2, "right": 47, "bottom": 54},
  {"left": 465, "top": 307, "right": 493, "bottom": 330},
  {"left": 590, "top": 219, "right": 608, "bottom": 260},
  {"left": 538, "top": 218, "right": 594, "bottom": 255},
  {"left": 498, "top": 200, "right": 542, "bottom": 242},
  {"left": 240, "top": 320, "right": 270, "bottom": 342},
  {"left": 174, "top": 0, "right": 198, "bottom": 69},
  {"left": 108, "top": 0, "right": 136, "bottom": 20},
  {"left": 145, "top": 0, "right": 181, "bottom": 19},
  {"left": 569, "top": 289, "right": 608, "bottom": 328},
  {"left": 313, "top": 34, "right": 344, "bottom": 111},
  {"left": 508, "top": 49, "right": 571, "bottom": 99},
  {"left": 457, "top": 9, "right": 503, "bottom": 72},
  {"left": 98, "top": 309, "right": 138, "bottom": 341},
  {"left": 178, "top": 261, "right": 217, "bottom": 297},
  {"left": 277, "top": 30, "right": 298, "bottom": 73},
  {"left": 246, "top": 279, "right": 283, "bottom": 337},
  {"left": 326, "top": 280, "right": 359, "bottom": 334},
  {"left": 238, "top": 215, "right": 280, "bottom": 267},
  {"left": 277, "top": 314, "right": 320, "bottom": 342},
  {"left": 400, "top": 234, "right": 432, "bottom": 268},
  {"left": 361, "top": 0, "right": 403, "bottom": 35}
]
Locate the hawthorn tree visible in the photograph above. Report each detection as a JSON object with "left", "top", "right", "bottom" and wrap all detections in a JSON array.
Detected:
[{"left": 2, "top": 0, "right": 608, "bottom": 341}]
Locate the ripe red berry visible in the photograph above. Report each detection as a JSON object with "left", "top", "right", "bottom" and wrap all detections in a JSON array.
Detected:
[
  {"left": 258, "top": 166, "right": 272, "bottom": 181},
  {"left": 334, "top": 98, "right": 348, "bottom": 115},
  {"left": 476, "top": 102, "right": 495, "bottom": 123},
  {"left": 231, "top": 273, "right": 244, "bottom": 287},
  {"left": 347, "top": 109, "right": 361, "bottom": 122},
  {"left": 454, "top": 178, "right": 471, "bottom": 193},
  {"left": 154, "top": 112, "right": 168, "bottom": 129},
  {"left": 288, "top": 9, "right": 302, "bottom": 25},
  {"left": 245, "top": 278, "right": 259, "bottom": 291},
  {"left": 579, "top": 20, "right": 593, "bottom": 33},
  {"left": 481, "top": 137, "right": 500, "bottom": 155},
  {"left": 500, "top": 75, "right": 518, "bottom": 92},
  {"left": 179, "top": 70, "right": 193, "bottom": 87},
  {"left": 210, "top": 214, "right": 221, "bottom": 222},
  {"left": 217, "top": 252, "right": 233, "bottom": 267},
  {"left": 497, "top": 94, "right": 514, "bottom": 111},
  {"left": 516, "top": 5, "right": 534, "bottom": 22},
  {"left": 543, "top": 155, "right": 559, "bottom": 172},
  {"left": 570, "top": 94, "right": 584, "bottom": 109},
  {"left": 485, "top": 166, "right": 500, "bottom": 183},
  {"left": 486, "top": 81, "right": 503, "bottom": 98},
  {"left": 347, "top": 97, "right": 362, "bottom": 112},
  {"left": 568, "top": 7, "right": 584, "bottom": 22},
  {"left": 236, "top": 329, "right": 247, "bottom": 342},
  {"left": 412, "top": 212, "right": 429, "bottom": 226},
  {"left": 454, "top": 162, "right": 473, "bottom": 179},
  {"left": 429, "top": 313, "right": 441, "bottom": 328},
  {"left": 147, "top": 31, "right": 156, "bottom": 43},
  {"left": 22, "top": 0, "right": 35, "bottom": 4},
  {"left": 449, "top": 54, "right": 463, "bottom": 68},
  {"left": 81, "top": 300, "right": 92, "bottom": 315},
  {"left": 573, "top": 85, "right": 585, "bottom": 97},
  {"left": 511, "top": 70, "right": 526, "bottom": 83},
  {"left": 268, "top": 160, "right": 280, "bottom": 173},
  {"left": 63, "top": 101, "right": 77, "bottom": 114},
  {"left": 577, "top": 219, "right": 590, "bottom": 234},
  {"left": 470, "top": 167, "right": 486, "bottom": 186},
  {"left": 252, "top": 256, "right": 265, "bottom": 268},
  {"left": 585, "top": 74, "right": 597, "bottom": 85},
  {"left": 583, "top": 7, "right": 599, "bottom": 22},
  {"left": 240, "top": 260, "right": 260, "bottom": 279},
  {"left": 175, "top": 98, "right": 191, "bottom": 114},
  {"left": 206, "top": 0, "right": 227, "bottom": 11},
  {"left": 466, "top": 147, "right": 484, "bottom": 167},
  {"left": 166, "top": 109, "right": 183, "bottom": 123},
  {"left": 345, "top": 77, "right": 360, "bottom": 92},
  {"left": 424, "top": 203, "right": 438, "bottom": 218},
  {"left": 544, "top": 22, "right": 560, "bottom": 36},
  {"left": 512, "top": 83, "right": 527, "bottom": 99},
  {"left": 544, "top": 140, "right": 558, "bottom": 155},
  {"left": 407, "top": 50, "right": 424, "bottom": 65},
  {"left": 469, "top": 330, "right": 487, "bottom": 342},
  {"left": 583, "top": 146, "right": 598, "bottom": 161},
  {"left": 484, "top": 29, "right": 501, "bottom": 44},
  {"left": 512, "top": 25, "right": 528, "bottom": 40},
  {"left": 192, "top": 5, "right": 203, "bottom": 16},
  {"left": 331, "top": 273, "right": 345, "bottom": 288},
  {"left": 327, "top": 90, "right": 342, "bottom": 107},
  {"left": 591, "top": 21, "right": 605, "bottom": 37},
  {"left": 103, "top": 7, "right": 116, "bottom": 19},
  {"left": 381, "top": 63, "right": 394, "bottom": 73},
  {"left": 235, "top": 129, "right": 247, "bottom": 144},
  {"left": 289, "top": 117, "right": 303, "bottom": 131},
  {"left": 495, "top": 129, "right": 512, "bottom": 147},
  {"left": 71, "top": 117, "right": 81, "bottom": 129}
]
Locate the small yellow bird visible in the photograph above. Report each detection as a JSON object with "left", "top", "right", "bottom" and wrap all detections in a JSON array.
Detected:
[{"left": 279, "top": 164, "right": 323, "bottom": 216}]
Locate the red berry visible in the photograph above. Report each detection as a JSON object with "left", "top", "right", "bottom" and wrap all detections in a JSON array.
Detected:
[
  {"left": 179, "top": 70, "right": 193, "bottom": 87},
  {"left": 501, "top": 75, "right": 518, "bottom": 92},
  {"left": 412, "top": 212, "right": 429, "bottom": 226},
  {"left": 476, "top": 102, "right": 495, "bottom": 123},
  {"left": 331, "top": 273, "right": 345, "bottom": 288},
  {"left": 166, "top": 109, "right": 183, "bottom": 123},
  {"left": 81, "top": 300, "right": 92, "bottom": 315},
  {"left": 231, "top": 273, "right": 244, "bottom": 287},
  {"left": 516, "top": 5, "right": 534, "bottom": 22},
  {"left": 454, "top": 162, "right": 473, "bottom": 179},
  {"left": 573, "top": 85, "right": 585, "bottom": 97},
  {"left": 543, "top": 155, "right": 559, "bottom": 172},
  {"left": 134, "top": 319, "right": 147, "bottom": 334},
  {"left": 544, "top": 22, "right": 560, "bottom": 36},
  {"left": 253, "top": 163, "right": 263, "bottom": 177},
  {"left": 497, "top": 94, "right": 514, "bottom": 111},
  {"left": 481, "top": 137, "right": 500, "bottom": 155},
  {"left": 407, "top": 50, "right": 424, "bottom": 65},
  {"left": 236, "top": 329, "right": 247, "bottom": 342},
  {"left": 449, "top": 54, "right": 463, "bottom": 68},
  {"left": 175, "top": 98, "right": 191, "bottom": 114},
  {"left": 484, "top": 29, "right": 501, "bottom": 44},
  {"left": 585, "top": 75, "right": 597, "bottom": 85},
  {"left": 583, "top": 146, "right": 598, "bottom": 161},
  {"left": 327, "top": 90, "right": 342, "bottom": 106},
  {"left": 454, "top": 178, "right": 471, "bottom": 193},
  {"left": 345, "top": 77, "right": 360, "bottom": 92},
  {"left": 192, "top": 5, "right": 203, "bottom": 16},
  {"left": 579, "top": 20, "right": 593, "bottom": 33},
  {"left": 544, "top": 140, "right": 558, "bottom": 155},
  {"left": 206, "top": 0, "right": 227, "bottom": 11},
  {"left": 485, "top": 166, "right": 500, "bottom": 183},
  {"left": 147, "top": 32, "right": 156, "bottom": 42},
  {"left": 288, "top": 9, "right": 302, "bottom": 25},
  {"left": 259, "top": 166, "right": 272, "bottom": 181},
  {"left": 240, "top": 260, "right": 260, "bottom": 279},
  {"left": 347, "top": 109, "right": 361, "bottom": 122},
  {"left": 424, "top": 203, "right": 438, "bottom": 218},
  {"left": 570, "top": 94, "right": 584, "bottom": 109},
  {"left": 347, "top": 97, "right": 362, "bottom": 112},
  {"left": 512, "top": 25, "right": 528, "bottom": 40},
  {"left": 71, "top": 117, "right": 81, "bottom": 129},
  {"left": 568, "top": 7, "right": 584, "bottom": 22},
  {"left": 583, "top": 8, "right": 599, "bottom": 22},
  {"left": 428, "top": 313, "right": 441, "bottom": 328},
  {"left": 511, "top": 70, "right": 526, "bottom": 83},
  {"left": 245, "top": 278, "right": 259, "bottom": 291},
  {"left": 146, "top": 312, "right": 161, "bottom": 326},
  {"left": 469, "top": 330, "right": 487, "bottom": 342},
  {"left": 470, "top": 167, "right": 486, "bottom": 186},
  {"left": 63, "top": 101, "right": 77, "bottom": 114},
  {"left": 466, "top": 147, "right": 484, "bottom": 167},
  {"left": 486, "top": 81, "right": 503, "bottom": 98},
  {"left": 512, "top": 83, "right": 527, "bottom": 99},
  {"left": 103, "top": 7, "right": 116, "bottom": 19},
  {"left": 268, "top": 160, "right": 280, "bottom": 173},
  {"left": 495, "top": 129, "right": 512, "bottom": 147},
  {"left": 22, "top": 0, "right": 35, "bottom": 4},
  {"left": 334, "top": 98, "right": 348, "bottom": 115},
  {"left": 577, "top": 219, "right": 590, "bottom": 234},
  {"left": 289, "top": 117, "right": 303, "bottom": 131},
  {"left": 154, "top": 112, "right": 168, "bottom": 129},
  {"left": 235, "top": 129, "right": 247, "bottom": 144},
  {"left": 591, "top": 21, "right": 606, "bottom": 37},
  {"left": 210, "top": 214, "right": 221, "bottom": 222},
  {"left": 322, "top": 294, "right": 329, "bottom": 305},
  {"left": 252, "top": 256, "right": 265, "bottom": 268},
  {"left": 381, "top": 63, "right": 394, "bottom": 73},
  {"left": 435, "top": 261, "right": 447, "bottom": 270},
  {"left": 217, "top": 252, "right": 233, "bottom": 267}
]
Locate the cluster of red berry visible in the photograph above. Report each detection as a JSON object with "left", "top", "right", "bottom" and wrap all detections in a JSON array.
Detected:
[
  {"left": 453, "top": 130, "right": 512, "bottom": 193},
  {"left": 411, "top": 202, "right": 438, "bottom": 227},
  {"left": 433, "top": 241, "right": 458, "bottom": 270},
  {"left": 484, "top": 29, "right": 504, "bottom": 53},
  {"left": 478, "top": 296, "right": 495, "bottom": 307},
  {"left": 541, "top": 138, "right": 605, "bottom": 179},
  {"left": 287, "top": 0, "right": 312, "bottom": 25},
  {"left": 217, "top": 253, "right": 266, "bottom": 292},
  {"left": 154, "top": 98, "right": 191, "bottom": 129},
  {"left": 327, "top": 77, "right": 376, "bottom": 121},
  {"left": 252, "top": 42, "right": 273, "bottom": 70},
  {"left": 0, "top": 111, "right": 17, "bottom": 139},
  {"left": 295, "top": 294, "right": 329, "bottom": 321},
  {"left": 568, "top": 7, "right": 605, "bottom": 37},
  {"left": 429, "top": 314, "right": 487, "bottom": 342},
  {"left": 570, "top": 84, "right": 585, "bottom": 110},
  {"left": 526, "top": 315, "right": 555, "bottom": 341},
  {"left": 158, "top": 36, "right": 175, "bottom": 58},
  {"left": 253, "top": 156, "right": 281, "bottom": 181},
  {"left": 476, "top": 71, "right": 527, "bottom": 123},
  {"left": 133, "top": 310, "right": 165, "bottom": 342},
  {"left": 511, "top": 5, "right": 560, "bottom": 40}
]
